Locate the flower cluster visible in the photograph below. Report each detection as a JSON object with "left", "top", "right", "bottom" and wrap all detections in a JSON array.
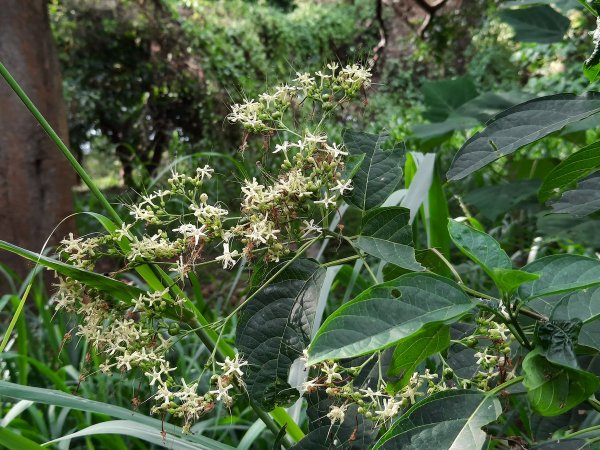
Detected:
[
  {"left": 228, "top": 62, "right": 371, "bottom": 132},
  {"left": 51, "top": 62, "right": 371, "bottom": 431},
  {"left": 470, "top": 319, "right": 515, "bottom": 390}
]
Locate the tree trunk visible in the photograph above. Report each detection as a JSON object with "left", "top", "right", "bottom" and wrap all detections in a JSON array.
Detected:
[{"left": 0, "top": 0, "right": 75, "bottom": 288}]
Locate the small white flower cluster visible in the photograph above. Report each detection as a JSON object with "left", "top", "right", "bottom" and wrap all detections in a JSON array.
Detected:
[
  {"left": 303, "top": 359, "right": 447, "bottom": 427},
  {"left": 471, "top": 319, "right": 514, "bottom": 390},
  {"left": 149, "top": 354, "right": 248, "bottom": 433},
  {"left": 227, "top": 63, "right": 371, "bottom": 132},
  {"left": 60, "top": 233, "right": 105, "bottom": 270}
]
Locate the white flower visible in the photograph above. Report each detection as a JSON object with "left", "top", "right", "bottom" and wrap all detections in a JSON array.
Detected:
[
  {"left": 331, "top": 179, "right": 353, "bottom": 195},
  {"left": 215, "top": 242, "right": 240, "bottom": 269},
  {"left": 304, "top": 132, "right": 327, "bottom": 144},
  {"left": 301, "top": 377, "right": 322, "bottom": 393},
  {"left": 217, "top": 354, "right": 248, "bottom": 378},
  {"left": 154, "top": 385, "right": 173, "bottom": 407},
  {"left": 173, "top": 223, "right": 207, "bottom": 246},
  {"left": 324, "top": 143, "right": 348, "bottom": 159},
  {"left": 274, "top": 141, "right": 291, "bottom": 154},
  {"left": 321, "top": 362, "right": 343, "bottom": 384},
  {"left": 196, "top": 165, "right": 214, "bottom": 181},
  {"left": 209, "top": 376, "right": 234, "bottom": 403},
  {"left": 145, "top": 367, "right": 164, "bottom": 386},
  {"left": 360, "top": 387, "right": 385, "bottom": 403},
  {"left": 301, "top": 219, "right": 323, "bottom": 237},
  {"left": 488, "top": 322, "right": 510, "bottom": 341},
  {"left": 375, "top": 398, "right": 401, "bottom": 421},
  {"left": 327, "top": 404, "right": 348, "bottom": 424},
  {"left": 315, "top": 194, "right": 337, "bottom": 209}
]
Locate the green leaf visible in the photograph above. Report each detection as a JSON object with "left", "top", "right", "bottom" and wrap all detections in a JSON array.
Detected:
[
  {"left": 519, "top": 255, "right": 600, "bottom": 300},
  {"left": 531, "top": 438, "right": 593, "bottom": 450},
  {"left": 448, "top": 219, "right": 512, "bottom": 282},
  {"left": 499, "top": 5, "right": 570, "bottom": 43},
  {"left": 421, "top": 76, "right": 478, "bottom": 122},
  {"left": 373, "top": 390, "right": 502, "bottom": 450},
  {"left": 361, "top": 206, "right": 413, "bottom": 244},
  {"left": 427, "top": 162, "right": 451, "bottom": 257},
  {"left": 551, "top": 175, "right": 600, "bottom": 216},
  {"left": 551, "top": 286, "right": 600, "bottom": 351},
  {"left": 355, "top": 237, "right": 424, "bottom": 272},
  {"left": 355, "top": 207, "right": 423, "bottom": 272},
  {"left": 464, "top": 180, "right": 541, "bottom": 221},
  {"left": 522, "top": 349, "right": 600, "bottom": 416},
  {"left": 45, "top": 420, "right": 217, "bottom": 450},
  {"left": 539, "top": 141, "right": 600, "bottom": 202},
  {"left": 447, "top": 93, "right": 600, "bottom": 181},
  {"left": 491, "top": 268, "right": 540, "bottom": 294},
  {"left": 236, "top": 259, "right": 326, "bottom": 410},
  {"left": 308, "top": 273, "right": 475, "bottom": 364},
  {"left": 388, "top": 325, "right": 450, "bottom": 392},
  {"left": 0, "top": 240, "right": 144, "bottom": 304},
  {"left": 343, "top": 130, "right": 405, "bottom": 211},
  {"left": 0, "top": 381, "right": 233, "bottom": 450},
  {"left": 535, "top": 320, "right": 582, "bottom": 369},
  {"left": 0, "top": 427, "right": 45, "bottom": 450}
]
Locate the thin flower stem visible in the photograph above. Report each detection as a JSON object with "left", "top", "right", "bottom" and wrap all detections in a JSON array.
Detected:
[
  {"left": 322, "top": 255, "right": 360, "bottom": 267},
  {"left": 486, "top": 375, "right": 524, "bottom": 396}
]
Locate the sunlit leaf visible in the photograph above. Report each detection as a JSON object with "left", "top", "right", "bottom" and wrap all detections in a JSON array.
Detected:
[
  {"left": 447, "top": 93, "right": 600, "bottom": 181},
  {"left": 373, "top": 390, "right": 502, "bottom": 450},
  {"left": 308, "top": 273, "right": 475, "bottom": 364}
]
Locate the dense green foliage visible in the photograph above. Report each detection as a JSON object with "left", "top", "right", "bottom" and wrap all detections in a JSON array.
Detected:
[{"left": 6, "top": 1, "right": 600, "bottom": 449}]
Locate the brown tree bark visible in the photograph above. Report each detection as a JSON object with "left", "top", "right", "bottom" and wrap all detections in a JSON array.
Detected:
[{"left": 0, "top": 0, "right": 75, "bottom": 288}]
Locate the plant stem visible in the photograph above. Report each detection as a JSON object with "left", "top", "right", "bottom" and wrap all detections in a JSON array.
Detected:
[
  {"left": 486, "top": 375, "right": 524, "bottom": 396},
  {"left": 0, "top": 62, "right": 123, "bottom": 226},
  {"left": 322, "top": 254, "right": 359, "bottom": 267}
]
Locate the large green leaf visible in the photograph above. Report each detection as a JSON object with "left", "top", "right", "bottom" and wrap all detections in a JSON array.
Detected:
[
  {"left": 448, "top": 219, "right": 511, "bottom": 277},
  {"left": 0, "top": 240, "right": 144, "bottom": 303},
  {"left": 522, "top": 349, "right": 600, "bottom": 416},
  {"left": 421, "top": 76, "right": 478, "bottom": 122},
  {"left": 355, "top": 206, "right": 423, "bottom": 272},
  {"left": 551, "top": 175, "right": 600, "bottom": 216},
  {"left": 355, "top": 237, "right": 424, "bottom": 272},
  {"left": 519, "top": 255, "right": 600, "bottom": 300},
  {"left": 236, "top": 259, "right": 325, "bottom": 410},
  {"left": 499, "top": 5, "right": 570, "bottom": 43},
  {"left": 0, "top": 381, "right": 233, "bottom": 450},
  {"left": 388, "top": 325, "right": 450, "bottom": 392},
  {"left": 308, "top": 273, "right": 475, "bottom": 364},
  {"left": 552, "top": 286, "right": 600, "bottom": 350},
  {"left": 539, "top": 141, "right": 600, "bottom": 202},
  {"left": 343, "top": 130, "right": 405, "bottom": 211},
  {"left": 373, "top": 390, "right": 502, "bottom": 450},
  {"left": 464, "top": 180, "right": 541, "bottom": 220},
  {"left": 447, "top": 93, "right": 600, "bottom": 181}
]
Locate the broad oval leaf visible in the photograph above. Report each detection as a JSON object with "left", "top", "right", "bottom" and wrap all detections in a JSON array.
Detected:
[
  {"left": 539, "top": 140, "right": 600, "bottom": 202},
  {"left": 447, "top": 93, "right": 600, "bottom": 181},
  {"left": 551, "top": 175, "right": 600, "bottom": 216},
  {"left": 448, "top": 219, "right": 511, "bottom": 275},
  {"left": 343, "top": 130, "right": 405, "bottom": 211},
  {"left": 387, "top": 325, "right": 450, "bottom": 393},
  {"left": 523, "top": 349, "right": 600, "bottom": 416},
  {"left": 373, "top": 390, "right": 502, "bottom": 450},
  {"left": 421, "top": 76, "right": 478, "bottom": 123},
  {"left": 308, "top": 273, "right": 475, "bottom": 365},
  {"left": 0, "top": 239, "right": 144, "bottom": 303},
  {"left": 355, "top": 207, "right": 423, "bottom": 272},
  {"left": 552, "top": 286, "right": 600, "bottom": 351},
  {"left": 499, "top": 5, "right": 570, "bottom": 43},
  {"left": 236, "top": 259, "right": 326, "bottom": 410},
  {"left": 519, "top": 255, "right": 600, "bottom": 300}
]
